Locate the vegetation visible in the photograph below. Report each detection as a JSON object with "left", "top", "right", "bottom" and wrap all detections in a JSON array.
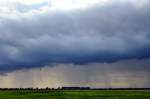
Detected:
[{"left": 0, "top": 90, "right": 150, "bottom": 99}]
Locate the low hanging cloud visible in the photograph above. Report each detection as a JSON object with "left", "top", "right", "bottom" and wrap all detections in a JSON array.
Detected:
[
  {"left": 0, "top": 0, "right": 150, "bottom": 72},
  {"left": 0, "top": 59, "right": 150, "bottom": 88}
]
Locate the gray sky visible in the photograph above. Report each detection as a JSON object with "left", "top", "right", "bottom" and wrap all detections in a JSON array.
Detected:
[
  {"left": 0, "top": 0, "right": 150, "bottom": 88},
  {"left": 0, "top": 59, "right": 150, "bottom": 88}
]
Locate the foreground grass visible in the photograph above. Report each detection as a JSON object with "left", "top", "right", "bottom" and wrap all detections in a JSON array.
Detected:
[{"left": 0, "top": 90, "right": 150, "bottom": 99}]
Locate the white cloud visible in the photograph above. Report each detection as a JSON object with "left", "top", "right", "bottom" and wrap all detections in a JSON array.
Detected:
[
  {"left": 0, "top": 0, "right": 108, "bottom": 16},
  {"left": 50, "top": 0, "right": 106, "bottom": 10},
  {"left": 0, "top": 0, "right": 148, "bottom": 18}
]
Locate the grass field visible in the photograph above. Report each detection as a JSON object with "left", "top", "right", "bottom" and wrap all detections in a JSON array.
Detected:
[{"left": 0, "top": 90, "right": 150, "bottom": 99}]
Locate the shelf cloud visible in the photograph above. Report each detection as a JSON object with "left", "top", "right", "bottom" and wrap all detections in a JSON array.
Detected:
[{"left": 0, "top": 0, "right": 150, "bottom": 72}]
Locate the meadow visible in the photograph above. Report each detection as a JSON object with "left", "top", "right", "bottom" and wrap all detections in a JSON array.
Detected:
[{"left": 0, "top": 90, "right": 150, "bottom": 99}]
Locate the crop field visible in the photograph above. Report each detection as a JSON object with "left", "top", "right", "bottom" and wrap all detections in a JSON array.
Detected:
[{"left": 0, "top": 90, "right": 150, "bottom": 99}]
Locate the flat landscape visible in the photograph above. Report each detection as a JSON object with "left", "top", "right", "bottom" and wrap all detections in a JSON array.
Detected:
[{"left": 0, "top": 90, "right": 150, "bottom": 99}]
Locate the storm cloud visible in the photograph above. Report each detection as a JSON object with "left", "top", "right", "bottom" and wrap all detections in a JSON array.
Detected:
[
  {"left": 0, "top": 0, "right": 150, "bottom": 72},
  {"left": 0, "top": 59, "right": 150, "bottom": 88}
]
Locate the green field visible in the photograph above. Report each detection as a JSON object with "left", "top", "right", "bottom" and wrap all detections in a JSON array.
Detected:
[{"left": 0, "top": 90, "right": 150, "bottom": 99}]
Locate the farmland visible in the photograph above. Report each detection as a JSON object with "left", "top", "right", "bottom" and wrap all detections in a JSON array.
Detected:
[{"left": 0, "top": 90, "right": 150, "bottom": 99}]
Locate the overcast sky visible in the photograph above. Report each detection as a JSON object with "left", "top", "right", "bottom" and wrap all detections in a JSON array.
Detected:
[
  {"left": 0, "top": 59, "right": 150, "bottom": 88},
  {"left": 0, "top": 0, "right": 150, "bottom": 88}
]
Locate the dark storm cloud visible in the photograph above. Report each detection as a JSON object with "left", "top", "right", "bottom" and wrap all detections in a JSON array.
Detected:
[
  {"left": 0, "top": 59, "right": 150, "bottom": 88},
  {"left": 0, "top": 1, "right": 150, "bottom": 72}
]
